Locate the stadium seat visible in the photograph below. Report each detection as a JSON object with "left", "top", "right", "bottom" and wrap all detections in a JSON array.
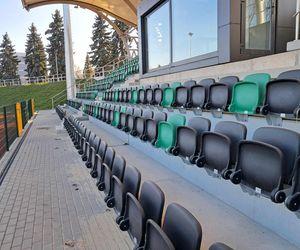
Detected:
[
  {"left": 155, "top": 114, "right": 186, "bottom": 151},
  {"left": 198, "top": 78, "right": 215, "bottom": 103},
  {"left": 173, "top": 80, "right": 196, "bottom": 108},
  {"left": 85, "top": 135, "right": 101, "bottom": 168},
  {"left": 127, "top": 88, "right": 133, "bottom": 103},
  {"left": 131, "top": 88, "right": 139, "bottom": 104},
  {"left": 118, "top": 107, "right": 133, "bottom": 130},
  {"left": 189, "top": 85, "right": 206, "bottom": 109},
  {"left": 161, "top": 82, "right": 181, "bottom": 108},
  {"left": 122, "top": 88, "right": 128, "bottom": 103},
  {"left": 285, "top": 157, "right": 300, "bottom": 211},
  {"left": 230, "top": 141, "right": 286, "bottom": 203},
  {"left": 141, "top": 112, "right": 167, "bottom": 143},
  {"left": 79, "top": 129, "right": 92, "bottom": 155},
  {"left": 171, "top": 117, "right": 211, "bottom": 163},
  {"left": 107, "top": 165, "right": 141, "bottom": 224},
  {"left": 94, "top": 146, "right": 115, "bottom": 179},
  {"left": 131, "top": 109, "right": 153, "bottom": 137},
  {"left": 125, "top": 108, "right": 142, "bottom": 133},
  {"left": 260, "top": 79, "right": 300, "bottom": 118},
  {"left": 119, "top": 181, "right": 165, "bottom": 248},
  {"left": 112, "top": 106, "right": 126, "bottom": 127},
  {"left": 145, "top": 84, "right": 159, "bottom": 105},
  {"left": 138, "top": 85, "right": 150, "bottom": 104},
  {"left": 277, "top": 69, "right": 300, "bottom": 80},
  {"left": 252, "top": 127, "right": 300, "bottom": 185},
  {"left": 163, "top": 203, "right": 202, "bottom": 250},
  {"left": 137, "top": 220, "right": 175, "bottom": 250},
  {"left": 152, "top": 83, "right": 169, "bottom": 105},
  {"left": 89, "top": 140, "right": 108, "bottom": 179},
  {"left": 209, "top": 242, "right": 234, "bottom": 250},
  {"left": 98, "top": 154, "right": 126, "bottom": 200}
]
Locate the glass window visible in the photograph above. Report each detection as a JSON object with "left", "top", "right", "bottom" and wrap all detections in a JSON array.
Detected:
[
  {"left": 245, "top": 0, "right": 272, "bottom": 50},
  {"left": 172, "top": 0, "right": 218, "bottom": 62},
  {"left": 146, "top": 2, "right": 170, "bottom": 70}
]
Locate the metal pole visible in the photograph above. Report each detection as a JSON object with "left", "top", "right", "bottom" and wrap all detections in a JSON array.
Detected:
[{"left": 63, "top": 4, "right": 75, "bottom": 99}]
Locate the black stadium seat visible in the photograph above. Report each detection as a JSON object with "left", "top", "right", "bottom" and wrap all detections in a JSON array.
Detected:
[
  {"left": 285, "top": 157, "right": 300, "bottom": 211},
  {"left": 94, "top": 146, "right": 115, "bottom": 179},
  {"left": 85, "top": 135, "right": 101, "bottom": 168},
  {"left": 277, "top": 69, "right": 300, "bottom": 80},
  {"left": 82, "top": 132, "right": 96, "bottom": 161},
  {"left": 141, "top": 111, "right": 167, "bottom": 143},
  {"left": 163, "top": 203, "right": 202, "bottom": 250},
  {"left": 145, "top": 84, "right": 159, "bottom": 105},
  {"left": 173, "top": 80, "right": 196, "bottom": 108},
  {"left": 132, "top": 109, "right": 154, "bottom": 137},
  {"left": 107, "top": 165, "right": 141, "bottom": 224},
  {"left": 199, "top": 78, "right": 215, "bottom": 103},
  {"left": 125, "top": 108, "right": 142, "bottom": 133},
  {"left": 171, "top": 117, "right": 211, "bottom": 163},
  {"left": 230, "top": 141, "right": 286, "bottom": 203},
  {"left": 189, "top": 84, "right": 206, "bottom": 109},
  {"left": 138, "top": 220, "right": 175, "bottom": 250},
  {"left": 79, "top": 129, "right": 91, "bottom": 155},
  {"left": 118, "top": 107, "right": 134, "bottom": 130},
  {"left": 119, "top": 181, "right": 165, "bottom": 249},
  {"left": 209, "top": 242, "right": 234, "bottom": 250},
  {"left": 137, "top": 85, "right": 150, "bottom": 104}
]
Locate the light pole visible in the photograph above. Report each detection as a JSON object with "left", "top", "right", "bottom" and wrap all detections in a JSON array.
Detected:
[{"left": 188, "top": 32, "right": 194, "bottom": 57}]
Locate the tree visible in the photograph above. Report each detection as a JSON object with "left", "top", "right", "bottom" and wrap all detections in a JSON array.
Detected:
[
  {"left": 83, "top": 53, "right": 94, "bottom": 79},
  {"left": 24, "top": 23, "right": 47, "bottom": 78},
  {"left": 45, "top": 9, "right": 65, "bottom": 76},
  {"left": 0, "top": 33, "right": 20, "bottom": 80},
  {"left": 110, "top": 20, "right": 129, "bottom": 60},
  {"left": 89, "top": 15, "right": 111, "bottom": 69}
]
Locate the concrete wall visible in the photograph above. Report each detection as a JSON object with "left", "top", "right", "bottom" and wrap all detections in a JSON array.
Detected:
[{"left": 139, "top": 49, "right": 300, "bottom": 85}]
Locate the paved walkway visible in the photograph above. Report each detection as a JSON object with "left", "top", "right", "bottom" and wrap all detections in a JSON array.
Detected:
[{"left": 0, "top": 110, "right": 132, "bottom": 250}]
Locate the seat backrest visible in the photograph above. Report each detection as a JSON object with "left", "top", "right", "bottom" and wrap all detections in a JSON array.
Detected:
[
  {"left": 215, "top": 121, "right": 247, "bottom": 164},
  {"left": 190, "top": 85, "right": 206, "bottom": 108},
  {"left": 253, "top": 127, "right": 300, "bottom": 184},
  {"left": 98, "top": 140, "right": 107, "bottom": 158},
  {"left": 92, "top": 136, "right": 101, "bottom": 150},
  {"left": 176, "top": 126, "right": 198, "bottom": 157},
  {"left": 133, "top": 108, "right": 142, "bottom": 117},
  {"left": 208, "top": 84, "right": 229, "bottom": 109},
  {"left": 153, "top": 83, "right": 169, "bottom": 105},
  {"left": 167, "top": 114, "right": 186, "bottom": 127},
  {"left": 103, "top": 147, "right": 115, "bottom": 169},
  {"left": 264, "top": 79, "right": 300, "bottom": 115},
  {"left": 143, "top": 220, "right": 175, "bottom": 250},
  {"left": 123, "top": 165, "right": 141, "bottom": 198},
  {"left": 171, "top": 82, "right": 181, "bottom": 89},
  {"left": 244, "top": 73, "right": 271, "bottom": 105},
  {"left": 163, "top": 203, "right": 202, "bottom": 250},
  {"left": 183, "top": 80, "right": 196, "bottom": 88},
  {"left": 199, "top": 78, "right": 215, "bottom": 101},
  {"left": 188, "top": 117, "right": 211, "bottom": 136},
  {"left": 126, "top": 107, "right": 134, "bottom": 115},
  {"left": 142, "top": 110, "right": 154, "bottom": 119},
  {"left": 229, "top": 82, "right": 259, "bottom": 114},
  {"left": 153, "top": 112, "right": 167, "bottom": 122},
  {"left": 175, "top": 80, "right": 196, "bottom": 107},
  {"left": 209, "top": 242, "right": 233, "bottom": 250},
  {"left": 236, "top": 141, "right": 283, "bottom": 193},
  {"left": 140, "top": 181, "right": 165, "bottom": 226},
  {"left": 278, "top": 69, "right": 300, "bottom": 80},
  {"left": 219, "top": 76, "right": 239, "bottom": 86},
  {"left": 112, "top": 155, "right": 126, "bottom": 181},
  {"left": 162, "top": 88, "right": 176, "bottom": 107}
]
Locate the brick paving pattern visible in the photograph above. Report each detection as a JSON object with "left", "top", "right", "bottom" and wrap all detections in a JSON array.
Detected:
[{"left": 0, "top": 110, "right": 132, "bottom": 250}]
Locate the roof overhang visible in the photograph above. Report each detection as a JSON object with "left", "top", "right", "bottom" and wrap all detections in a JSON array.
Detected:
[{"left": 21, "top": 0, "right": 140, "bottom": 26}]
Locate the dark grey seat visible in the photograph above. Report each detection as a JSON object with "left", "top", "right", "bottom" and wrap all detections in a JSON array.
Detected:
[
  {"left": 119, "top": 181, "right": 165, "bottom": 249},
  {"left": 153, "top": 83, "right": 169, "bottom": 105},
  {"left": 253, "top": 127, "right": 300, "bottom": 185},
  {"left": 122, "top": 89, "right": 128, "bottom": 102},
  {"left": 173, "top": 80, "right": 196, "bottom": 108},
  {"left": 79, "top": 129, "right": 91, "bottom": 155},
  {"left": 85, "top": 135, "right": 101, "bottom": 168},
  {"left": 89, "top": 140, "right": 107, "bottom": 177},
  {"left": 171, "top": 117, "right": 211, "bottom": 163},
  {"left": 105, "top": 105, "right": 115, "bottom": 124},
  {"left": 260, "top": 79, "right": 300, "bottom": 118},
  {"left": 137, "top": 220, "right": 175, "bottom": 250},
  {"left": 118, "top": 107, "right": 134, "bottom": 130},
  {"left": 205, "top": 83, "right": 232, "bottom": 110},
  {"left": 125, "top": 108, "right": 143, "bottom": 133},
  {"left": 92, "top": 146, "right": 115, "bottom": 179},
  {"left": 198, "top": 78, "right": 215, "bottom": 103},
  {"left": 132, "top": 110, "right": 154, "bottom": 137},
  {"left": 145, "top": 84, "right": 159, "bottom": 105},
  {"left": 163, "top": 203, "right": 202, "bottom": 250},
  {"left": 189, "top": 85, "right": 206, "bottom": 108},
  {"left": 138, "top": 86, "right": 150, "bottom": 104},
  {"left": 230, "top": 141, "right": 286, "bottom": 203},
  {"left": 98, "top": 154, "right": 126, "bottom": 201},
  {"left": 107, "top": 165, "right": 141, "bottom": 224},
  {"left": 209, "top": 242, "right": 234, "bottom": 250},
  {"left": 278, "top": 69, "right": 300, "bottom": 80},
  {"left": 141, "top": 112, "right": 167, "bottom": 143},
  {"left": 82, "top": 132, "right": 96, "bottom": 161},
  {"left": 285, "top": 157, "right": 300, "bottom": 212}
]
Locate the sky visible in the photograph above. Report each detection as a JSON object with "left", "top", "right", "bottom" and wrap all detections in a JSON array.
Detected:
[{"left": 0, "top": 0, "right": 96, "bottom": 70}]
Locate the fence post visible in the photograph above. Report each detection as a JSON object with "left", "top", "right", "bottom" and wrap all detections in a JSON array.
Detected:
[
  {"left": 3, "top": 107, "right": 9, "bottom": 151},
  {"left": 15, "top": 103, "right": 23, "bottom": 137}
]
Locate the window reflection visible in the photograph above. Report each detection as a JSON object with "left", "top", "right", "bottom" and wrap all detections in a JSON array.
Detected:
[
  {"left": 172, "top": 0, "right": 218, "bottom": 62},
  {"left": 146, "top": 2, "right": 170, "bottom": 70}
]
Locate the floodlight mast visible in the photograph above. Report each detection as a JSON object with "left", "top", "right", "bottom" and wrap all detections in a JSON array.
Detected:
[{"left": 63, "top": 4, "right": 76, "bottom": 99}]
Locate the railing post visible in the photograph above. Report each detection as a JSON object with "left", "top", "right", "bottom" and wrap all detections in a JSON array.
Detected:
[
  {"left": 3, "top": 107, "right": 9, "bottom": 151},
  {"left": 15, "top": 103, "right": 23, "bottom": 137}
]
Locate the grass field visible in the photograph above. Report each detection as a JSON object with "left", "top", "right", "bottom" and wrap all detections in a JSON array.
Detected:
[{"left": 0, "top": 81, "right": 67, "bottom": 110}]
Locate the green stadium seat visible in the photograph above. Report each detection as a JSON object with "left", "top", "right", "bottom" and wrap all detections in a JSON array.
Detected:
[
  {"left": 130, "top": 88, "right": 139, "bottom": 104},
  {"left": 112, "top": 106, "right": 126, "bottom": 127},
  {"left": 161, "top": 82, "right": 181, "bottom": 108},
  {"left": 155, "top": 114, "right": 186, "bottom": 151}
]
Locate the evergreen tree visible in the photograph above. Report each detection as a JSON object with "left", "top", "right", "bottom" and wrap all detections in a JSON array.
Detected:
[
  {"left": 45, "top": 9, "right": 65, "bottom": 76},
  {"left": 83, "top": 53, "right": 94, "bottom": 79},
  {"left": 89, "top": 15, "right": 111, "bottom": 69},
  {"left": 0, "top": 33, "right": 20, "bottom": 80},
  {"left": 24, "top": 23, "right": 47, "bottom": 78},
  {"left": 110, "top": 20, "right": 129, "bottom": 60}
]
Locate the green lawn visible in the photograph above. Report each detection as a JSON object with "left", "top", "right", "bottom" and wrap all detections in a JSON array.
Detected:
[{"left": 0, "top": 81, "right": 67, "bottom": 110}]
